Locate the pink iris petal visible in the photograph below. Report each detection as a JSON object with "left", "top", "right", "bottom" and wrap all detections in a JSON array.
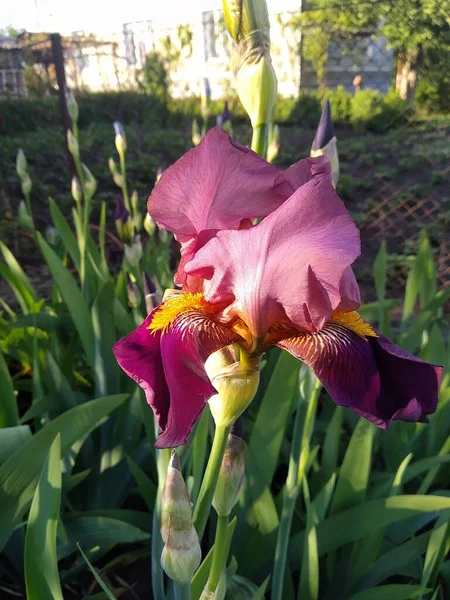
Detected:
[
  {"left": 148, "top": 127, "right": 281, "bottom": 237},
  {"left": 113, "top": 314, "right": 170, "bottom": 430},
  {"left": 148, "top": 128, "right": 333, "bottom": 290},
  {"left": 113, "top": 307, "right": 240, "bottom": 448},
  {"left": 278, "top": 326, "right": 442, "bottom": 427},
  {"left": 185, "top": 174, "right": 360, "bottom": 338},
  {"left": 338, "top": 266, "right": 361, "bottom": 311}
]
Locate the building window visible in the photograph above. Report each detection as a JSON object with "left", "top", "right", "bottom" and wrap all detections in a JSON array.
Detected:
[
  {"left": 202, "top": 11, "right": 218, "bottom": 61},
  {"left": 123, "top": 21, "right": 153, "bottom": 67}
]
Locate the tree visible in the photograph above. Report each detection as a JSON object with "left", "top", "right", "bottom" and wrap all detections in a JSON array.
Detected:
[{"left": 292, "top": 0, "right": 450, "bottom": 103}]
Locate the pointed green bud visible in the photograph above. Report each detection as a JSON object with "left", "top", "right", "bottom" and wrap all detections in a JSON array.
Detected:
[
  {"left": 114, "top": 121, "right": 127, "bottom": 154},
  {"left": 16, "top": 149, "right": 27, "bottom": 178},
  {"left": 71, "top": 176, "right": 82, "bottom": 204},
  {"left": 18, "top": 200, "right": 33, "bottom": 230},
  {"left": 213, "top": 433, "right": 245, "bottom": 517},
  {"left": 266, "top": 123, "right": 280, "bottom": 163},
  {"left": 67, "top": 130, "right": 79, "bottom": 158},
  {"left": 66, "top": 89, "right": 79, "bottom": 123},
  {"left": 21, "top": 172, "right": 32, "bottom": 197},
  {"left": 82, "top": 164, "right": 97, "bottom": 200},
  {"left": 161, "top": 452, "right": 201, "bottom": 584},
  {"left": 222, "top": 0, "right": 270, "bottom": 45},
  {"left": 144, "top": 213, "right": 156, "bottom": 236},
  {"left": 205, "top": 349, "right": 260, "bottom": 428},
  {"left": 109, "top": 157, "right": 123, "bottom": 186},
  {"left": 192, "top": 118, "right": 201, "bottom": 146},
  {"left": 236, "top": 55, "right": 277, "bottom": 128}
]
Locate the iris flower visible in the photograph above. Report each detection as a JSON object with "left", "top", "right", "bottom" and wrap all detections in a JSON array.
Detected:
[{"left": 113, "top": 128, "right": 442, "bottom": 448}]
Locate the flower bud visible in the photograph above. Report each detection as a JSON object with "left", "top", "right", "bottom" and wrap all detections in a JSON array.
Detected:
[
  {"left": 143, "top": 212, "right": 156, "bottom": 236},
  {"left": 311, "top": 99, "right": 339, "bottom": 187},
  {"left": 161, "top": 452, "right": 201, "bottom": 584},
  {"left": 223, "top": 0, "right": 270, "bottom": 44},
  {"left": 67, "top": 130, "right": 79, "bottom": 158},
  {"left": 108, "top": 157, "right": 118, "bottom": 176},
  {"left": 82, "top": 164, "right": 97, "bottom": 200},
  {"left": 71, "top": 176, "right": 82, "bottom": 204},
  {"left": 124, "top": 234, "right": 143, "bottom": 266},
  {"left": 266, "top": 123, "right": 280, "bottom": 163},
  {"left": 21, "top": 172, "right": 32, "bottom": 197},
  {"left": 109, "top": 157, "right": 123, "bottom": 186},
  {"left": 66, "top": 89, "right": 78, "bottom": 123},
  {"left": 192, "top": 118, "right": 201, "bottom": 146},
  {"left": 213, "top": 432, "right": 245, "bottom": 517},
  {"left": 205, "top": 349, "right": 260, "bottom": 428},
  {"left": 114, "top": 121, "right": 127, "bottom": 154},
  {"left": 18, "top": 200, "right": 33, "bottom": 230},
  {"left": 236, "top": 55, "right": 277, "bottom": 128},
  {"left": 16, "top": 149, "right": 27, "bottom": 178}
]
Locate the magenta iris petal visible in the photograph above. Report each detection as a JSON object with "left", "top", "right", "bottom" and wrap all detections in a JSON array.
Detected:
[
  {"left": 113, "top": 306, "right": 240, "bottom": 448},
  {"left": 113, "top": 314, "right": 170, "bottom": 431},
  {"left": 185, "top": 174, "right": 360, "bottom": 338},
  {"left": 278, "top": 325, "right": 442, "bottom": 428}
]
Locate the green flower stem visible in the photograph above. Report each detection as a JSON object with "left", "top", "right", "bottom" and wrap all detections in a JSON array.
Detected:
[
  {"left": 205, "top": 514, "right": 230, "bottom": 594},
  {"left": 174, "top": 582, "right": 191, "bottom": 600},
  {"left": 152, "top": 445, "right": 171, "bottom": 600},
  {"left": 119, "top": 151, "right": 131, "bottom": 213},
  {"left": 251, "top": 123, "right": 268, "bottom": 157},
  {"left": 271, "top": 380, "right": 321, "bottom": 600},
  {"left": 193, "top": 423, "right": 231, "bottom": 539}
]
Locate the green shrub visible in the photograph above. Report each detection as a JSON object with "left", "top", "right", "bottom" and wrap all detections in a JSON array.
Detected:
[
  {"left": 326, "top": 85, "right": 352, "bottom": 124},
  {"left": 416, "top": 49, "right": 450, "bottom": 114},
  {"left": 351, "top": 89, "right": 410, "bottom": 132}
]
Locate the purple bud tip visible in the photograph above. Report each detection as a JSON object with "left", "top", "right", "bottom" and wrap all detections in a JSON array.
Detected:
[
  {"left": 143, "top": 271, "right": 157, "bottom": 296},
  {"left": 113, "top": 121, "right": 125, "bottom": 138},
  {"left": 312, "top": 99, "right": 336, "bottom": 151},
  {"left": 222, "top": 100, "right": 231, "bottom": 123},
  {"left": 115, "top": 195, "right": 129, "bottom": 223},
  {"left": 203, "top": 77, "right": 211, "bottom": 100}
]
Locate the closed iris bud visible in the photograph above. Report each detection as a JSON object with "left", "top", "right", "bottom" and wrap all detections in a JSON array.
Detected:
[
  {"left": 205, "top": 349, "right": 260, "bottom": 428},
  {"left": 16, "top": 149, "right": 27, "bottom": 178},
  {"left": 311, "top": 99, "right": 339, "bottom": 188},
  {"left": 192, "top": 118, "right": 201, "bottom": 146},
  {"left": 109, "top": 157, "right": 123, "bottom": 186},
  {"left": 67, "top": 130, "right": 79, "bottom": 158},
  {"left": 71, "top": 176, "right": 82, "bottom": 204},
  {"left": 113, "top": 121, "right": 127, "bottom": 154},
  {"left": 82, "top": 164, "right": 97, "bottom": 199},
  {"left": 161, "top": 452, "right": 201, "bottom": 584},
  {"left": 21, "top": 172, "right": 32, "bottom": 197},
  {"left": 236, "top": 55, "right": 277, "bottom": 128},
  {"left": 66, "top": 89, "right": 79, "bottom": 123},
  {"left": 222, "top": 0, "right": 269, "bottom": 44},
  {"left": 213, "top": 432, "right": 245, "bottom": 517},
  {"left": 267, "top": 123, "right": 280, "bottom": 163},
  {"left": 143, "top": 213, "right": 156, "bottom": 236},
  {"left": 18, "top": 200, "right": 33, "bottom": 230}
]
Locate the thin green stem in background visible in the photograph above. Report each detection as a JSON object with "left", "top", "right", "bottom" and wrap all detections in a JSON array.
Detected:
[
  {"left": 271, "top": 380, "right": 322, "bottom": 600},
  {"left": 251, "top": 123, "right": 269, "bottom": 157},
  {"left": 119, "top": 151, "right": 131, "bottom": 213},
  {"left": 193, "top": 423, "right": 231, "bottom": 539},
  {"left": 206, "top": 514, "right": 230, "bottom": 594}
]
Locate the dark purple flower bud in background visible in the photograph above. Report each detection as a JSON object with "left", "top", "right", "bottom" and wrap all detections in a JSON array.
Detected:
[
  {"left": 113, "top": 121, "right": 125, "bottom": 138},
  {"left": 203, "top": 77, "right": 211, "bottom": 101},
  {"left": 311, "top": 99, "right": 335, "bottom": 152},
  {"left": 143, "top": 271, "right": 162, "bottom": 313},
  {"left": 115, "top": 195, "right": 129, "bottom": 224},
  {"left": 216, "top": 101, "right": 232, "bottom": 129}
]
